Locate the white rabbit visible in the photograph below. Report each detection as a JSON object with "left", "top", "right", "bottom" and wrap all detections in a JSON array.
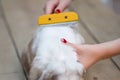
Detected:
[{"left": 21, "top": 23, "right": 85, "bottom": 80}]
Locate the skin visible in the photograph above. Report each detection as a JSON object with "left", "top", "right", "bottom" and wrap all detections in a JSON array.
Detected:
[
  {"left": 44, "top": 0, "right": 120, "bottom": 69},
  {"left": 44, "top": 0, "right": 72, "bottom": 14},
  {"left": 61, "top": 38, "right": 120, "bottom": 69}
]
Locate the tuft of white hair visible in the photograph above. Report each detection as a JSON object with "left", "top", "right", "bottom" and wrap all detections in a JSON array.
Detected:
[{"left": 31, "top": 25, "right": 85, "bottom": 80}]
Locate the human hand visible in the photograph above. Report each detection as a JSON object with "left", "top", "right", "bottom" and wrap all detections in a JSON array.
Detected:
[
  {"left": 61, "top": 38, "right": 120, "bottom": 69},
  {"left": 61, "top": 38, "right": 102, "bottom": 70},
  {"left": 44, "top": 0, "right": 72, "bottom": 14}
]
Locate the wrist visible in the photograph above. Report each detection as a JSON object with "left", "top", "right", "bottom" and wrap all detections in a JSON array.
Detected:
[
  {"left": 85, "top": 44, "right": 104, "bottom": 69},
  {"left": 79, "top": 44, "right": 103, "bottom": 69},
  {"left": 92, "top": 44, "right": 106, "bottom": 61}
]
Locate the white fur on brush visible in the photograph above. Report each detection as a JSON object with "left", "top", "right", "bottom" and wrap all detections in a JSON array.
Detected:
[{"left": 30, "top": 24, "right": 85, "bottom": 80}]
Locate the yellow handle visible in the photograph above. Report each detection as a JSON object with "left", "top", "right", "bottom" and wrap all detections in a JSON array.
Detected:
[{"left": 38, "top": 12, "right": 79, "bottom": 25}]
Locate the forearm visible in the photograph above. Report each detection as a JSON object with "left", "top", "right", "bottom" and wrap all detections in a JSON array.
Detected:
[{"left": 96, "top": 39, "right": 120, "bottom": 60}]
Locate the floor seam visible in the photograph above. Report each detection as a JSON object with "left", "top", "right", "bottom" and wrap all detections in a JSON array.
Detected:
[{"left": 0, "top": 71, "right": 22, "bottom": 75}]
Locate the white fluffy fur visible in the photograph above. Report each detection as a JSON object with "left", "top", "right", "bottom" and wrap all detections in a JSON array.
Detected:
[{"left": 26, "top": 23, "right": 85, "bottom": 80}]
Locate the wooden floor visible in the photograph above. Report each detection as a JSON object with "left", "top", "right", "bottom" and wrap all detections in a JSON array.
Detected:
[{"left": 0, "top": 0, "right": 120, "bottom": 80}]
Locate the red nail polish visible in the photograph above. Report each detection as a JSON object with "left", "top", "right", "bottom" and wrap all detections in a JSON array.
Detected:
[
  {"left": 55, "top": 9, "right": 61, "bottom": 13},
  {"left": 61, "top": 38, "right": 67, "bottom": 43}
]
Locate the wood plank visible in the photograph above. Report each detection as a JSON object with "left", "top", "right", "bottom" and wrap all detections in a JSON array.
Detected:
[
  {"left": 0, "top": 72, "right": 24, "bottom": 80},
  {"left": 70, "top": 0, "right": 120, "bottom": 80},
  {"left": 92, "top": 0, "right": 120, "bottom": 16},
  {"left": 1, "top": 0, "right": 120, "bottom": 80},
  {"left": 71, "top": 0, "right": 120, "bottom": 42},
  {"left": 86, "top": 59, "right": 120, "bottom": 80},
  {"left": 1, "top": 0, "right": 46, "bottom": 56},
  {"left": 86, "top": 0, "right": 120, "bottom": 69},
  {"left": 0, "top": 15, "right": 21, "bottom": 74},
  {"left": 0, "top": 4, "right": 25, "bottom": 79}
]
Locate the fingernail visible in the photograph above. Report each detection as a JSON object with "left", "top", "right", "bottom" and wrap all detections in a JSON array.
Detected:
[
  {"left": 55, "top": 9, "right": 61, "bottom": 13},
  {"left": 61, "top": 38, "right": 67, "bottom": 43}
]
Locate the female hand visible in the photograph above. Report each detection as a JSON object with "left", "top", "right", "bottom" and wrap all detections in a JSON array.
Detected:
[
  {"left": 44, "top": 0, "right": 72, "bottom": 14},
  {"left": 61, "top": 38, "right": 120, "bottom": 69}
]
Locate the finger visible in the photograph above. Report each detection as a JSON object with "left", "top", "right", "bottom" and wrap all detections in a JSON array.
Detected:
[
  {"left": 44, "top": 0, "right": 59, "bottom": 14},
  {"left": 55, "top": 9, "right": 61, "bottom": 13},
  {"left": 54, "top": 0, "right": 71, "bottom": 13},
  {"left": 61, "top": 38, "right": 78, "bottom": 49}
]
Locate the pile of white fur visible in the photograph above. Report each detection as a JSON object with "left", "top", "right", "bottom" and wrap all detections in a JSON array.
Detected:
[{"left": 21, "top": 24, "right": 85, "bottom": 80}]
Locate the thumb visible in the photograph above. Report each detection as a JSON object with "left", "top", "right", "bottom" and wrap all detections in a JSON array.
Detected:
[{"left": 54, "top": 0, "right": 71, "bottom": 13}]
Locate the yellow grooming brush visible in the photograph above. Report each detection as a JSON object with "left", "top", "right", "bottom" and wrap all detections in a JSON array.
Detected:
[{"left": 38, "top": 12, "right": 79, "bottom": 25}]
